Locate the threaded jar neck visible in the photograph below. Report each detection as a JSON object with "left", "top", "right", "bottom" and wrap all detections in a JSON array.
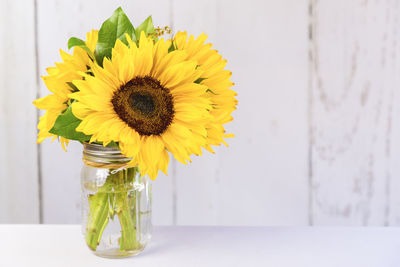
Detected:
[{"left": 82, "top": 143, "right": 132, "bottom": 168}]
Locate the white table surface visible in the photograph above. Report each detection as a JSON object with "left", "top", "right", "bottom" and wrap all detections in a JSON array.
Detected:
[{"left": 0, "top": 225, "right": 399, "bottom": 267}]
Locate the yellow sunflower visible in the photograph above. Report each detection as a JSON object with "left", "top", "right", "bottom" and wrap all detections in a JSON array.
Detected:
[
  {"left": 173, "top": 31, "right": 237, "bottom": 152},
  {"left": 70, "top": 32, "right": 213, "bottom": 179},
  {"left": 33, "top": 30, "right": 98, "bottom": 150}
]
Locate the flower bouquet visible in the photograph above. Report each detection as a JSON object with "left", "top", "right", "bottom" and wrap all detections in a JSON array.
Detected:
[{"left": 33, "top": 7, "right": 237, "bottom": 258}]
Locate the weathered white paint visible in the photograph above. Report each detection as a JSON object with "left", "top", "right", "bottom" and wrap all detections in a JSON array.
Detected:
[
  {"left": 310, "top": 0, "right": 400, "bottom": 225},
  {"left": 172, "top": 0, "right": 310, "bottom": 225},
  {"left": 0, "top": 0, "right": 40, "bottom": 223},
  {"left": 2, "top": 0, "right": 400, "bottom": 226}
]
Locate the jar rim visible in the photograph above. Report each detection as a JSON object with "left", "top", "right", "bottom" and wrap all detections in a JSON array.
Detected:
[
  {"left": 83, "top": 142, "right": 132, "bottom": 167},
  {"left": 83, "top": 142, "right": 121, "bottom": 153}
]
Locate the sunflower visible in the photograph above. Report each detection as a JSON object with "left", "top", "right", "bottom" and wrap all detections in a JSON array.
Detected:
[
  {"left": 173, "top": 31, "right": 237, "bottom": 152},
  {"left": 70, "top": 32, "right": 213, "bottom": 179},
  {"left": 33, "top": 30, "right": 98, "bottom": 150}
]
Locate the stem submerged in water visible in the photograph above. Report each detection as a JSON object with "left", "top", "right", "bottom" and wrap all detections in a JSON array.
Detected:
[
  {"left": 85, "top": 180, "right": 113, "bottom": 250},
  {"left": 84, "top": 166, "right": 141, "bottom": 252},
  {"left": 115, "top": 168, "right": 138, "bottom": 250}
]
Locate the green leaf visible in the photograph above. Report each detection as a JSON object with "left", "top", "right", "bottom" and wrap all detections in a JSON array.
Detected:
[
  {"left": 168, "top": 40, "right": 176, "bottom": 53},
  {"left": 67, "top": 37, "right": 95, "bottom": 60},
  {"left": 49, "top": 106, "right": 91, "bottom": 142},
  {"left": 66, "top": 82, "right": 79, "bottom": 92},
  {"left": 194, "top": 77, "right": 207, "bottom": 84},
  {"left": 106, "top": 141, "right": 119, "bottom": 148},
  {"left": 95, "top": 7, "right": 136, "bottom": 66},
  {"left": 206, "top": 88, "right": 217, "bottom": 95},
  {"left": 135, "top": 16, "right": 155, "bottom": 39}
]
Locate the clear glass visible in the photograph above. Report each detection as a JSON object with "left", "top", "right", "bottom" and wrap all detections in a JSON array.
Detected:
[{"left": 81, "top": 143, "right": 152, "bottom": 258}]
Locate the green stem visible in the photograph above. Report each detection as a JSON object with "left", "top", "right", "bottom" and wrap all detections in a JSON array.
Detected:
[
  {"left": 85, "top": 181, "right": 112, "bottom": 250},
  {"left": 85, "top": 167, "right": 140, "bottom": 252},
  {"left": 115, "top": 168, "right": 139, "bottom": 251}
]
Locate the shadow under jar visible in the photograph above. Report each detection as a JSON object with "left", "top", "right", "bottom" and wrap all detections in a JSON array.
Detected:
[{"left": 81, "top": 143, "right": 152, "bottom": 258}]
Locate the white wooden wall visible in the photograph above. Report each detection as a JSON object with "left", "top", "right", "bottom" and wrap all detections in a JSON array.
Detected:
[
  {"left": 0, "top": 0, "right": 39, "bottom": 223},
  {"left": 0, "top": 0, "right": 399, "bottom": 226},
  {"left": 310, "top": 0, "right": 400, "bottom": 226}
]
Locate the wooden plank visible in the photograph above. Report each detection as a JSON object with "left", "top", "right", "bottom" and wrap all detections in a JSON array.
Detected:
[
  {"left": 0, "top": 0, "right": 40, "bottom": 222},
  {"left": 172, "top": 0, "right": 310, "bottom": 225},
  {"left": 37, "top": 0, "right": 174, "bottom": 224},
  {"left": 171, "top": 0, "right": 221, "bottom": 226},
  {"left": 386, "top": 2, "right": 400, "bottom": 226},
  {"left": 310, "top": 0, "right": 400, "bottom": 225},
  {"left": 388, "top": 69, "right": 400, "bottom": 225}
]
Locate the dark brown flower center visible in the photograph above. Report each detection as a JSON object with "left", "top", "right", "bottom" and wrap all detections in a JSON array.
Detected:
[
  {"left": 130, "top": 93, "right": 155, "bottom": 115},
  {"left": 111, "top": 76, "right": 174, "bottom": 136}
]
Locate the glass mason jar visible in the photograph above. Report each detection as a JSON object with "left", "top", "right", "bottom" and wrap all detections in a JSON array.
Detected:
[{"left": 81, "top": 143, "right": 152, "bottom": 258}]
